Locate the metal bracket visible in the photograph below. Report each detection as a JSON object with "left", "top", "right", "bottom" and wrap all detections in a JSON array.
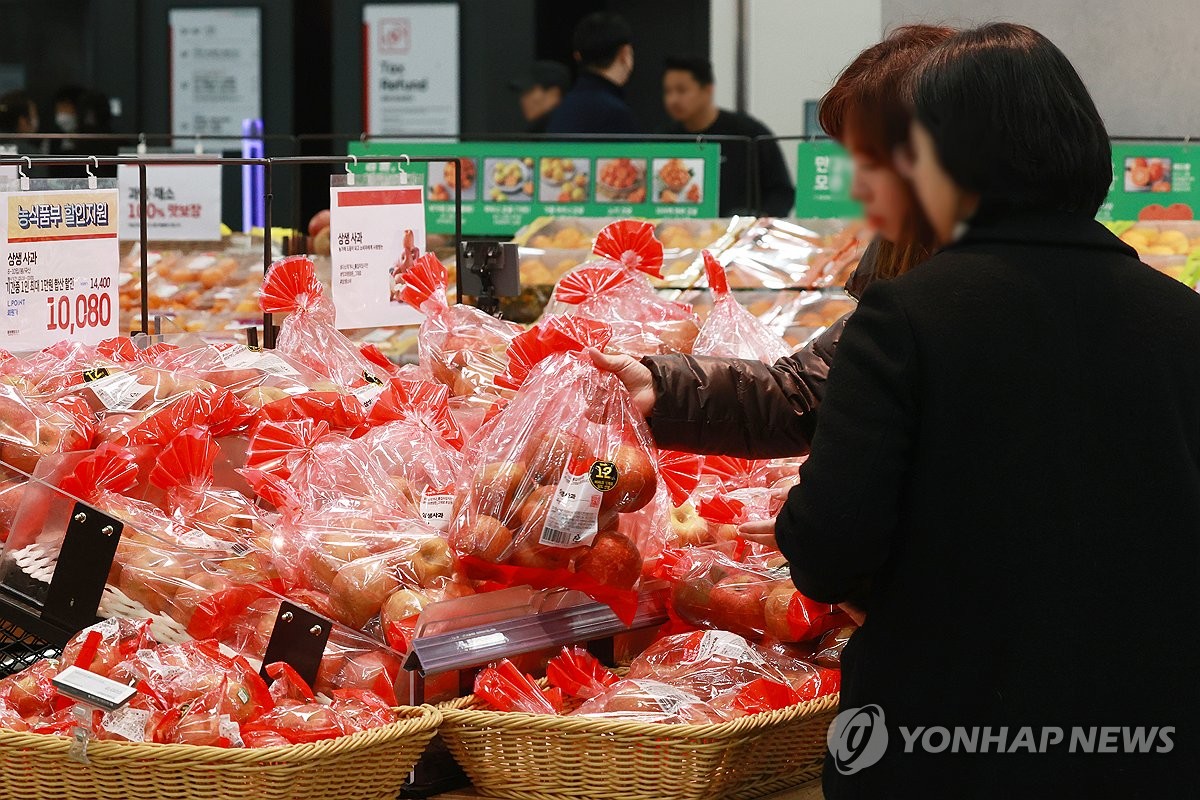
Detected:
[
  {"left": 459, "top": 240, "right": 520, "bottom": 316},
  {"left": 259, "top": 600, "right": 332, "bottom": 689},
  {"left": 42, "top": 503, "right": 123, "bottom": 632}
]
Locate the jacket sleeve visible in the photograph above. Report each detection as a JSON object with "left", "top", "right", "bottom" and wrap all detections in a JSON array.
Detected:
[
  {"left": 642, "top": 311, "right": 849, "bottom": 458},
  {"left": 776, "top": 279, "right": 918, "bottom": 604}
]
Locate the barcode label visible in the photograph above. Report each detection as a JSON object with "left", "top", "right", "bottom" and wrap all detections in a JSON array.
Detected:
[{"left": 539, "top": 468, "right": 601, "bottom": 549}]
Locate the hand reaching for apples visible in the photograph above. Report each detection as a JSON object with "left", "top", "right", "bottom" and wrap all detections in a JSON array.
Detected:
[
  {"left": 737, "top": 518, "right": 777, "bottom": 548},
  {"left": 587, "top": 349, "right": 656, "bottom": 418}
]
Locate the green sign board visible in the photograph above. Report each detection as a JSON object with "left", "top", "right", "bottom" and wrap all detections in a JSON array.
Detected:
[
  {"left": 1098, "top": 142, "right": 1197, "bottom": 222},
  {"left": 794, "top": 140, "right": 857, "bottom": 218},
  {"left": 349, "top": 141, "right": 720, "bottom": 235}
]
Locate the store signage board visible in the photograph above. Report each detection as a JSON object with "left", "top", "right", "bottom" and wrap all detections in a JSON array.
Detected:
[
  {"left": 349, "top": 141, "right": 720, "bottom": 235},
  {"left": 794, "top": 140, "right": 858, "bottom": 219},
  {"left": 329, "top": 176, "right": 427, "bottom": 330},
  {"left": 169, "top": 8, "right": 262, "bottom": 147},
  {"left": 1097, "top": 142, "right": 1197, "bottom": 222},
  {"left": 116, "top": 159, "right": 222, "bottom": 242},
  {"left": 0, "top": 182, "right": 120, "bottom": 350},
  {"left": 363, "top": 4, "right": 459, "bottom": 136}
]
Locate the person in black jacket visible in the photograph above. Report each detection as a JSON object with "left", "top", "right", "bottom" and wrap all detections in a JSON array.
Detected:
[
  {"left": 546, "top": 12, "right": 640, "bottom": 135},
  {"left": 778, "top": 24, "right": 1199, "bottom": 798},
  {"left": 662, "top": 55, "right": 794, "bottom": 217},
  {"left": 590, "top": 26, "right": 953, "bottom": 455}
]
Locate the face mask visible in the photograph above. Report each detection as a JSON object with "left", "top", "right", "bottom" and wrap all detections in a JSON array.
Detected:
[{"left": 55, "top": 112, "right": 77, "bottom": 133}]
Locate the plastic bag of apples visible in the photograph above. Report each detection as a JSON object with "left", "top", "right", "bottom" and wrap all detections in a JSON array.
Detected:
[
  {"left": 449, "top": 315, "right": 666, "bottom": 624},
  {"left": 541, "top": 220, "right": 701, "bottom": 356}
]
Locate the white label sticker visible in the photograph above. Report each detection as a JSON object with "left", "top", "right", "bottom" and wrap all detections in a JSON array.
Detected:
[
  {"left": 419, "top": 488, "right": 455, "bottom": 531},
  {"left": 352, "top": 381, "right": 386, "bottom": 408},
  {"left": 540, "top": 468, "right": 602, "bottom": 548},
  {"left": 631, "top": 680, "right": 694, "bottom": 716},
  {"left": 214, "top": 344, "right": 301, "bottom": 377},
  {"left": 86, "top": 371, "right": 153, "bottom": 412},
  {"left": 101, "top": 706, "right": 151, "bottom": 742},
  {"left": 696, "top": 630, "right": 765, "bottom": 664}
]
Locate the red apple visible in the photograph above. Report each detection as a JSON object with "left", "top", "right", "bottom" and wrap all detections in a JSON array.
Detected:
[
  {"left": 451, "top": 515, "right": 513, "bottom": 562},
  {"left": 708, "top": 573, "right": 769, "bottom": 638},
  {"left": 598, "top": 444, "right": 657, "bottom": 514},
  {"left": 526, "top": 429, "right": 592, "bottom": 485},
  {"left": 512, "top": 484, "right": 555, "bottom": 534},
  {"left": 668, "top": 502, "right": 709, "bottom": 546},
  {"left": 471, "top": 460, "right": 528, "bottom": 519},
  {"left": 330, "top": 556, "right": 402, "bottom": 629},
  {"left": 575, "top": 530, "right": 642, "bottom": 590}
]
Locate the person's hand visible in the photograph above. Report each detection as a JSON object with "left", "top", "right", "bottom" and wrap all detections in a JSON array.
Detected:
[
  {"left": 588, "top": 348, "right": 656, "bottom": 417},
  {"left": 737, "top": 518, "right": 777, "bottom": 549},
  {"left": 839, "top": 602, "right": 867, "bottom": 626}
]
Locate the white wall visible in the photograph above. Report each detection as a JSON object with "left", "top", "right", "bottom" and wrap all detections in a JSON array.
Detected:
[
  {"left": 881, "top": 0, "right": 1199, "bottom": 137},
  {"left": 711, "top": 0, "right": 883, "bottom": 176}
]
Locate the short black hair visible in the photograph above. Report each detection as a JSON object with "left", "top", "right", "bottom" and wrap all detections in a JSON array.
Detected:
[
  {"left": 0, "top": 90, "right": 33, "bottom": 134},
  {"left": 573, "top": 12, "right": 633, "bottom": 70},
  {"left": 909, "top": 23, "right": 1111, "bottom": 216},
  {"left": 663, "top": 55, "right": 714, "bottom": 87}
]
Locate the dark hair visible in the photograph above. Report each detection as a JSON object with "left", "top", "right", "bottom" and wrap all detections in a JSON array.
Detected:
[
  {"left": 909, "top": 23, "right": 1111, "bottom": 215},
  {"left": 819, "top": 25, "right": 955, "bottom": 280},
  {"left": 53, "top": 85, "right": 85, "bottom": 107},
  {"left": 663, "top": 55, "right": 714, "bottom": 87},
  {"left": 76, "top": 90, "right": 113, "bottom": 133},
  {"left": 573, "top": 12, "right": 633, "bottom": 70},
  {"left": 0, "top": 90, "right": 34, "bottom": 134}
]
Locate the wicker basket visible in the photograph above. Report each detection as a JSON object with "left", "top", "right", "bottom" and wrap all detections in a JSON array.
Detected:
[
  {"left": 0, "top": 704, "right": 442, "bottom": 800},
  {"left": 439, "top": 687, "right": 839, "bottom": 800}
]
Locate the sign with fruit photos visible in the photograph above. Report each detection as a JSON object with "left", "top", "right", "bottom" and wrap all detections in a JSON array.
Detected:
[
  {"left": 348, "top": 141, "right": 720, "bottom": 235},
  {"left": 1098, "top": 142, "right": 1198, "bottom": 223},
  {"left": 794, "top": 140, "right": 858, "bottom": 219}
]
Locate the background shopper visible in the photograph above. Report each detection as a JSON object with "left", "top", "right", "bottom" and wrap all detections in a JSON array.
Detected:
[
  {"left": 546, "top": 12, "right": 640, "bottom": 134},
  {"left": 661, "top": 55, "right": 794, "bottom": 217},
  {"left": 511, "top": 61, "right": 571, "bottom": 135}
]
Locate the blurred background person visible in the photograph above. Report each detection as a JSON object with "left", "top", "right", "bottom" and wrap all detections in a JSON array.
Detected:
[
  {"left": 51, "top": 85, "right": 84, "bottom": 151},
  {"left": 547, "top": 12, "right": 640, "bottom": 134},
  {"left": 510, "top": 60, "right": 571, "bottom": 134},
  {"left": 662, "top": 55, "right": 793, "bottom": 217},
  {"left": 0, "top": 90, "right": 40, "bottom": 150}
]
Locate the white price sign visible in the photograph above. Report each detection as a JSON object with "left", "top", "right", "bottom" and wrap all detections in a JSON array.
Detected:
[
  {"left": 363, "top": 4, "right": 459, "bottom": 135},
  {"left": 117, "top": 163, "right": 222, "bottom": 242},
  {"left": 330, "top": 181, "right": 426, "bottom": 330},
  {"left": 1, "top": 188, "right": 120, "bottom": 350},
  {"left": 169, "top": 8, "right": 262, "bottom": 144}
]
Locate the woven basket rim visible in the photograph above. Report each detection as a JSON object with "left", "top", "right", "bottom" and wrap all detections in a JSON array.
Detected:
[
  {"left": 440, "top": 691, "right": 840, "bottom": 740},
  {"left": 0, "top": 704, "right": 442, "bottom": 766}
]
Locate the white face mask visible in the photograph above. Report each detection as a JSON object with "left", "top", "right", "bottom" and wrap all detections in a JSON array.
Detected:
[{"left": 55, "top": 112, "right": 77, "bottom": 133}]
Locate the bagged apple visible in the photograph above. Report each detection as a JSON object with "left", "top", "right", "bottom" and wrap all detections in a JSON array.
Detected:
[
  {"left": 0, "top": 383, "right": 94, "bottom": 476},
  {"left": 658, "top": 547, "right": 849, "bottom": 643},
  {"left": 396, "top": 253, "right": 521, "bottom": 407},
  {"left": 542, "top": 220, "right": 700, "bottom": 356},
  {"left": 449, "top": 316, "right": 665, "bottom": 623},
  {"left": 692, "top": 250, "right": 792, "bottom": 364},
  {"left": 569, "top": 679, "right": 722, "bottom": 724},
  {"left": 260, "top": 255, "right": 396, "bottom": 406}
]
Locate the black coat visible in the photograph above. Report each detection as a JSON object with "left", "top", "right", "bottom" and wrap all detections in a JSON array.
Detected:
[
  {"left": 778, "top": 210, "right": 1200, "bottom": 798},
  {"left": 545, "top": 72, "right": 640, "bottom": 135}
]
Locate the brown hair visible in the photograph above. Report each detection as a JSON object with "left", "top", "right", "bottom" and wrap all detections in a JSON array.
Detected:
[{"left": 819, "top": 25, "right": 955, "bottom": 279}]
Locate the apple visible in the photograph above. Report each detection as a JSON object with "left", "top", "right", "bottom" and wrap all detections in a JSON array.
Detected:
[
  {"left": 598, "top": 444, "right": 657, "bottom": 514},
  {"left": 116, "top": 546, "right": 194, "bottom": 615},
  {"left": 170, "top": 572, "right": 233, "bottom": 626},
  {"left": 509, "top": 542, "right": 586, "bottom": 570},
  {"left": 526, "top": 429, "right": 591, "bottom": 485},
  {"left": 240, "top": 385, "right": 291, "bottom": 409},
  {"left": 380, "top": 587, "right": 430, "bottom": 650},
  {"left": 450, "top": 515, "right": 513, "bottom": 562},
  {"left": 390, "top": 475, "right": 419, "bottom": 506},
  {"left": 303, "top": 531, "right": 370, "bottom": 591},
  {"left": 708, "top": 573, "right": 769, "bottom": 638},
  {"left": 411, "top": 536, "right": 454, "bottom": 586},
  {"left": 668, "top": 503, "right": 709, "bottom": 546},
  {"left": 764, "top": 583, "right": 800, "bottom": 641},
  {"left": 330, "top": 555, "right": 402, "bottom": 629},
  {"left": 575, "top": 530, "right": 642, "bottom": 590},
  {"left": 512, "top": 484, "right": 556, "bottom": 534},
  {"left": 308, "top": 209, "right": 331, "bottom": 237},
  {"left": 471, "top": 460, "right": 529, "bottom": 519}
]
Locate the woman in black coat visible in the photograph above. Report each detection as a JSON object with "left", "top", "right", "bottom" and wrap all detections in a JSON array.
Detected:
[{"left": 779, "top": 24, "right": 1200, "bottom": 798}]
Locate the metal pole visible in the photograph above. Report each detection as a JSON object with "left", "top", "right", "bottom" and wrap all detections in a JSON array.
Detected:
[
  {"left": 263, "top": 159, "right": 274, "bottom": 348},
  {"left": 138, "top": 163, "right": 149, "bottom": 336},
  {"left": 735, "top": 0, "right": 749, "bottom": 115},
  {"left": 455, "top": 159, "right": 463, "bottom": 305}
]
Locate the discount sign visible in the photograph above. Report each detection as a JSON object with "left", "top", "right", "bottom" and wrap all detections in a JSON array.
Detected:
[
  {"left": 2, "top": 188, "right": 120, "bottom": 350},
  {"left": 117, "top": 162, "right": 222, "bottom": 242}
]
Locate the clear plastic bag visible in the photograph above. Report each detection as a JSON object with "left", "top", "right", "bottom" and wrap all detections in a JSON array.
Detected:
[
  {"left": 570, "top": 679, "right": 721, "bottom": 724},
  {"left": 692, "top": 251, "right": 791, "bottom": 364}
]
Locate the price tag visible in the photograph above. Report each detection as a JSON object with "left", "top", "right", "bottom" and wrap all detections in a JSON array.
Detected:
[
  {"left": 53, "top": 665, "right": 138, "bottom": 711},
  {"left": 116, "top": 163, "right": 222, "bottom": 242},
  {"left": 1, "top": 187, "right": 120, "bottom": 351},
  {"left": 329, "top": 179, "right": 427, "bottom": 330},
  {"left": 86, "top": 371, "right": 153, "bottom": 412}
]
